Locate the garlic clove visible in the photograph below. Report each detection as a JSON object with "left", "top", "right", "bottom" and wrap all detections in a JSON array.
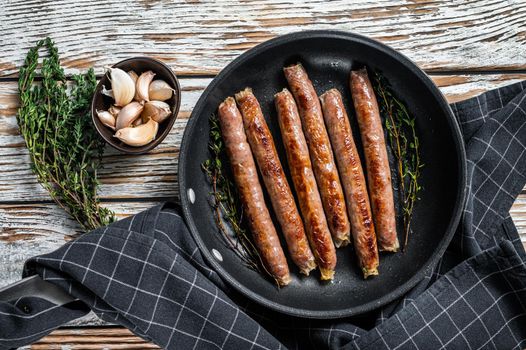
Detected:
[
  {"left": 115, "top": 101, "right": 144, "bottom": 130},
  {"left": 108, "top": 105, "right": 121, "bottom": 117},
  {"left": 107, "top": 67, "right": 136, "bottom": 106},
  {"left": 114, "top": 118, "right": 159, "bottom": 147},
  {"left": 141, "top": 100, "right": 172, "bottom": 123},
  {"left": 136, "top": 70, "right": 156, "bottom": 102},
  {"left": 128, "top": 71, "right": 141, "bottom": 101},
  {"left": 128, "top": 70, "right": 139, "bottom": 83},
  {"left": 133, "top": 117, "right": 143, "bottom": 126},
  {"left": 148, "top": 80, "right": 174, "bottom": 101},
  {"left": 96, "top": 110, "right": 116, "bottom": 130}
]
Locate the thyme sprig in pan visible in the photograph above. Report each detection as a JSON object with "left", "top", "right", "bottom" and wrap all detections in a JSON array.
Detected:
[
  {"left": 373, "top": 73, "right": 424, "bottom": 251},
  {"left": 202, "top": 114, "right": 275, "bottom": 281},
  {"left": 18, "top": 38, "right": 115, "bottom": 230}
]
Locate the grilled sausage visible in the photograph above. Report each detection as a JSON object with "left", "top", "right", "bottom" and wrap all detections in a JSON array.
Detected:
[
  {"left": 350, "top": 68, "right": 399, "bottom": 252},
  {"left": 274, "top": 88, "right": 337, "bottom": 280},
  {"left": 235, "top": 88, "right": 316, "bottom": 276},
  {"left": 320, "top": 88, "right": 379, "bottom": 277},
  {"left": 283, "top": 63, "right": 351, "bottom": 248},
  {"left": 218, "top": 97, "right": 291, "bottom": 285}
]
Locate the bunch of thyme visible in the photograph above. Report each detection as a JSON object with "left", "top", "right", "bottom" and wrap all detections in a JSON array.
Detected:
[
  {"left": 373, "top": 73, "right": 424, "bottom": 250},
  {"left": 17, "top": 38, "right": 114, "bottom": 230},
  {"left": 202, "top": 114, "right": 270, "bottom": 277}
]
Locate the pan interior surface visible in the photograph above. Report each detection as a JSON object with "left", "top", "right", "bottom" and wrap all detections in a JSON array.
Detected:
[{"left": 179, "top": 31, "right": 466, "bottom": 318}]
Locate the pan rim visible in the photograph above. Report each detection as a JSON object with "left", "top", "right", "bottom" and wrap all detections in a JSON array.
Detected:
[{"left": 179, "top": 30, "right": 467, "bottom": 319}]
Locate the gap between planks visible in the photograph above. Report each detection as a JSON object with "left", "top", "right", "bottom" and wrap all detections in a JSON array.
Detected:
[{"left": 5, "top": 69, "right": 526, "bottom": 84}]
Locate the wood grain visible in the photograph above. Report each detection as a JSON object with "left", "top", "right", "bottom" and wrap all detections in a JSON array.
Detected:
[
  {"left": 2, "top": 1, "right": 525, "bottom": 344},
  {"left": 511, "top": 196, "right": 526, "bottom": 240},
  {"left": 1, "top": 74, "right": 525, "bottom": 202},
  {"left": 432, "top": 74, "right": 526, "bottom": 103},
  {"left": 1, "top": 0, "right": 526, "bottom": 77},
  {"left": 22, "top": 327, "right": 160, "bottom": 350},
  {"left": 0, "top": 202, "right": 159, "bottom": 286}
]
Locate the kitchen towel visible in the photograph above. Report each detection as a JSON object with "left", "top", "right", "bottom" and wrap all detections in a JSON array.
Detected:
[{"left": 1, "top": 81, "right": 525, "bottom": 349}]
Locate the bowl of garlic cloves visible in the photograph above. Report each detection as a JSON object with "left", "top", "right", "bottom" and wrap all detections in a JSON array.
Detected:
[{"left": 91, "top": 57, "right": 181, "bottom": 154}]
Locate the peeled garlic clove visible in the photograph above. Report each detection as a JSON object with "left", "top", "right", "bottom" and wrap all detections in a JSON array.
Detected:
[
  {"left": 114, "top": 118, "right": 159, "bottom": 147},
  {"left": 107, "top": 67, "right": 135, "bottom": 106},
  {"left": 142, "top": 100, "right": 172, "bottom": 123},
  {"left": 148, "top": 80, "right": 174, "bottom": 101},
  {"left": 96, "top": 110, "right": 116, "bottom": 130},
  {"left": 115, "top": 101, "right": 144, "bottom": 130},
  {"left": 101, "top": 85, "right": 114, "bottom": 99},
  {"left": 108, "top": 105, "right": 121, "bottom": 117},
  {"left": 136, "top": 70, "right": 156, "bottom": 102},
  {"left": 133, "top": 117, "right": 143, "bottom": 126}
]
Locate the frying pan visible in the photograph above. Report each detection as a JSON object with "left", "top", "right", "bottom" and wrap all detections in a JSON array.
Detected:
[{"left": 178, "top": 30, "right": 467, "bottom": 318}]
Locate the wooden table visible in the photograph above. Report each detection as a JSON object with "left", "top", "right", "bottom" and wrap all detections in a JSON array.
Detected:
[{"left": 1, "top": 0, "right": 525, "bottom": 348}]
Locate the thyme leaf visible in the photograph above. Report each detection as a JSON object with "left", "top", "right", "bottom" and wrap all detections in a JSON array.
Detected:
[
  {"left": 373, "top": 73, "right": 424, "bottom": 251},
  {"left": 18, "top": 37, "right": 115, "bottom": 231}
]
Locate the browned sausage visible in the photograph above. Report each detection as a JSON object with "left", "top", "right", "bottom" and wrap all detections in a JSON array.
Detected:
[
  {"left": 350, "top": 68, "right": 399, "bottom": 252},
  {"left": 283, "top": 63, "right": 351, "bottom": 248},
  {"left": 218, "top": 97, "right": 291, "bottom": 285},
  {"left": 234, "top": 88, "right": 317, "bottom": 276},
  {"left": 320, "top": 88, "right": 379, "bottom": 277},
  {"left": 274, "top": 88, "right": 337, "bottom": 280}
]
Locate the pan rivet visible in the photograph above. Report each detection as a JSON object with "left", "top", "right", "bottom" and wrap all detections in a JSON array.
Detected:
[
  {"left": 212, "top": 249, "right": 223, "bottom": 262},
  {"left": 187, "top": 188, "right": 195, "bottom": 204}
]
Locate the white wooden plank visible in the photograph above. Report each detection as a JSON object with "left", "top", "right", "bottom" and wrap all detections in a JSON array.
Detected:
[
  {"left": 510, "top": 195, "right": 526, "bottom": 243},
  {"left": 1, "top": 74, "right": 525, "bottom": 202},
  {"left": 432, "top": 74, "right": 526, "bottom": 103},
  {"left": 1, "top": 0, "right": 525, "bottom": 77},
  {"left": 23, "top": 327, "right": 160, "bottom": 349}
]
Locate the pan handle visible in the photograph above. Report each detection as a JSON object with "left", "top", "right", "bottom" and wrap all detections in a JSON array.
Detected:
[{"left": 0, "top": 275, "right": 76, "bottom": 306}]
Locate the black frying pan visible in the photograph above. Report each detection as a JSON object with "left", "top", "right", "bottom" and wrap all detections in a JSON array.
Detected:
[{"left": 178, "top": 30, "right": 467, "bottom": 318}]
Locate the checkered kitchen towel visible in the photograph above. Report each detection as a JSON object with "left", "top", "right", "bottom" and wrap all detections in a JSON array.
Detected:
[{"left": 1, "top": 82, "right": 526, "bottom": 349}]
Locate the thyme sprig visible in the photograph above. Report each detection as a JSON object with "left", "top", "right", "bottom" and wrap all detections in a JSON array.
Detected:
[
  {"left": 373, "top": 73, "right": 424, "bottom": 251},
  {"left": 202, "top": 114, "right": 272, "bottom": 279},
  {"left": 18, "top": 38, "right": 114, "bottom": 231}
]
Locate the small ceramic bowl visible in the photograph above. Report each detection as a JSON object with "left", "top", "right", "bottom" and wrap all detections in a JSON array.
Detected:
[{"left": 91, "top": 57, "right": 181, "bottom": 154}]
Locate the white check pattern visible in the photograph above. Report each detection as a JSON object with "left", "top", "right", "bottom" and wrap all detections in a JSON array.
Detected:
[{"left": 1, "top": 82, "right": 526, "bottom": 350}]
